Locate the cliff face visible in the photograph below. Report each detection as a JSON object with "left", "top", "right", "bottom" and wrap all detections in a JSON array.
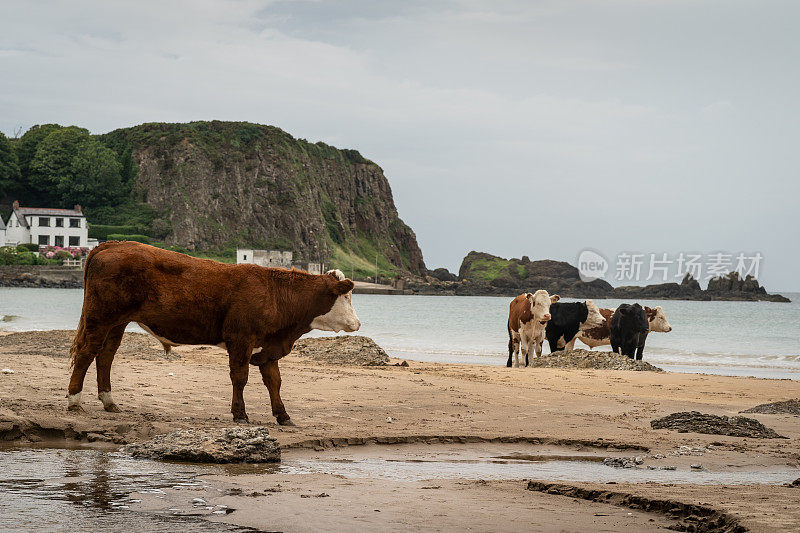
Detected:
[{"left": 100, "top": 121, "right": 425, "bottom": 275}]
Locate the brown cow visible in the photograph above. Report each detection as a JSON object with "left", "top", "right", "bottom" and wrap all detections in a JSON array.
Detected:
[
  {"left": 506, "top": 290, "right": 560, "bottom": 367},
  {"left": 578, "top": 305, "right": 671, "bottom": 349},
  {"left": 67, "top": 241, "right": 360, "bottom": 425}
]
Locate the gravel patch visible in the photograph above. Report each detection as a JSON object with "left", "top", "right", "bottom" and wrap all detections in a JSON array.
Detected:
[
  {"left": 529, "top": 349, "right": 662, "bottom": 372},
  {"left": 0, "top": 330, "right": 171, "bottom": 360},
  {"left": 741, "top": 399, "right": 800, "bottom": 415},
  {"left": 651, "top": 411, "right": 786, "bottom": 439},
  {"left": 291, "top": 335, "right": 390, "bottom": 366}
]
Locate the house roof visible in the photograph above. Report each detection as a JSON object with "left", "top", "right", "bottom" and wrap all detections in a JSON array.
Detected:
[
  {"left": 12, "top": 206, "right": 85, "bottom": 229},
  {"left": 16, "top": 207, "right": 84, "bottom": 217},
  {"left": 0, "top": 217, "right": 5, "bottom": 230}
]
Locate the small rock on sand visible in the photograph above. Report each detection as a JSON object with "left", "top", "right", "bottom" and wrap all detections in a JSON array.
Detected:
[
  {"left": 650, "top": 411, "right": 786, "bottom": 439},
  {"left": 741, "top": 398, "right": 800, "bottom": 415},
  {"left": 603, "top": 457, "right": 639, "bottom": 468},
  {"left": 121, "top": 426, "right": 280, "bottom": 463},
  {"left": 291, "top": 336, "right": 390, "bottom": 366},
  {"left": 528, "top": 349, "right": 662, "bottom": 372}
]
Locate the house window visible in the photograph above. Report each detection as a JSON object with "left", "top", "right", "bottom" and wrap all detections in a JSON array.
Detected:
[
  {"left": 69, "top": 218, "right": 80, "bottom": 228},
  {"left": 39, "top": 217, "right": 50, "bottom": 227},
  {"left": 55, "top": 218, "right": 64, "bottom": 227},
  {"left": 243, "top": 255, "right": 247, "bottom": 260},
  {"left": 69, "top": 236, "right": 80, "bottom": 247},
  {"left": 55, "top": 236, "right": 64, "bottom": 247},
  {"left": 38, "top": 235, "right": 49, "bottom": 246}
]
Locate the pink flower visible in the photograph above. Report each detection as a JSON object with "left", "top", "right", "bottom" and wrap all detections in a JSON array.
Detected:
[{"left": 46, "top": 251, "right": 55, "bottom": 259}]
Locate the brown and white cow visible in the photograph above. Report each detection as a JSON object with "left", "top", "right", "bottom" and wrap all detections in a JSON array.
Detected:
[
  {"left": 507, "top": 291, "right": 560, "bottom": 367},
  {"left": 578, "top": 305, "right": 672, "bottom": 349},
  {"left": 67, "top": 241, "right": 360, "bottom": 425}
]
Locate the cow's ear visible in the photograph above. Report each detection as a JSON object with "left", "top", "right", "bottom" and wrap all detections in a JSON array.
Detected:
[
  {"left": 332, "top": 279, "right": 354, "bottom": 295},
  {"left": 326, "top": 269, "right": 346, "bottom": 281},
  {"left": 550, "top": 295, "right": 560, "bottom": 303}
]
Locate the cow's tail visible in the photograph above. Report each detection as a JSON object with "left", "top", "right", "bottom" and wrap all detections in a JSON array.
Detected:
[
  {"left": 69, "top": 241, "right": 118, "bottom": 367},
  {"left": 506, "top": 323, "right": 513, "bottom": 367},
  {"left": 69, "top": 313, "right": 87, "bottom": 369}
]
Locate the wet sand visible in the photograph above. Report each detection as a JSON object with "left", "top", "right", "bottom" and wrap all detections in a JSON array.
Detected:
[{"left": 1, "top": 330, "right": 799, "bottom": 532}]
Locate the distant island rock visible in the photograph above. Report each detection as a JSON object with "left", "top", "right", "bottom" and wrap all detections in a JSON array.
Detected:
[{"left": 407, "top": 252, "right": 790, "bottom": 302}]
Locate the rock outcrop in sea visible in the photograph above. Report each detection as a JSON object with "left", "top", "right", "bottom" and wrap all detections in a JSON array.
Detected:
[{"left": 407, "top": 251, "right": 790, "bottom": 301}]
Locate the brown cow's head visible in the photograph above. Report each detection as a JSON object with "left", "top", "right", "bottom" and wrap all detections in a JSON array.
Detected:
[
  {"left": 310, "top": 269, "right": 361, "bottom": 333},
  {"left": 645, "top": 305, "right": 672, "bottom": 332},
  {"left": 580, "top": 299, "right": 606, "bottom": 330},
  {"left": 527, "top": 290, "right": 558, "bottom": 325}
]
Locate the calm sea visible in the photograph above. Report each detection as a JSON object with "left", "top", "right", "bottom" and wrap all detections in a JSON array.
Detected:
[{"left": 2, "top": 288, "right": 799, "bottom": 379}]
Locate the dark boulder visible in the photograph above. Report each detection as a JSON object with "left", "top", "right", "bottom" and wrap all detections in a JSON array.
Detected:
[
  {"left": 651, "top": 411, "right": 786, "bottom": 439},
  {"left": 428, "top": 267, "right": 458, "bottom": 282}
]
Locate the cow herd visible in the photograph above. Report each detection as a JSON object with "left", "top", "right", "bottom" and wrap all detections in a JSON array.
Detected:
[
  {"left": 65, "top": 241, "right": 674, "bottom": 423},
  {"left": 506, "top": 291, "right": 672, "bottom": 367}
]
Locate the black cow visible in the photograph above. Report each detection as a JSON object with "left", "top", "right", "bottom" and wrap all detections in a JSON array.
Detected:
[
  {"left": 610, "top": 303, "right": 649, "bottom": 360},
  {"left": 545, "top": 301, "right": 604, "bottom": 353}
]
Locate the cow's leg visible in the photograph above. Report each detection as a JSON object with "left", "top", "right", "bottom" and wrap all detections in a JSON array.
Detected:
[
  {"left": 610, "top": 342, "right": 619, "bottom": 355},
  {"left": 636, "top": 335, "right": 647, "bottom": 360},
  {"left": 519, "top": 334, "right": 529, "bottom": 368},
  {"left": 624, "top": 342, "right": 635, "bottom": 359},
  {"left": 259, "top": 361, "right": 294, "bottom": 426},
  {"left": 507, "top": 330, "right": 518, "bottom": 368},
  {"left": 546, "top": 332, "right": 559, "bottom": 354},
  {"left": 95, "top": 324, "right": 126, "bottom": 412},
  {"left": 67, "top": 323, "right": 115, "bottom": 411},
  {"left": 564, "top": 337, "right": 576, "bottom": 351},
  {"left": 227, "top": 343, "right": 253, "bottom": 423}
]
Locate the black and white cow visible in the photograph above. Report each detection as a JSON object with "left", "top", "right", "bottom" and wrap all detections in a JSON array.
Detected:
[
  {"left": 609, "top": 303, "right": 649, "bottom": 360},
  {"left": 545, "top": 300, "right": 605, "bottom": 353}
]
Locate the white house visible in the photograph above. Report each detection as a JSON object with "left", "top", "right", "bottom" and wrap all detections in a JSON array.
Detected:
[
  {"left": 4, "top": 200, "right": 94, "bottom": 248},
  {"left": 0, "top": 216, "right": 6, "bottom": 246},
  {"left": 236, "top": 248, "right": 293, "bottom": 267}
]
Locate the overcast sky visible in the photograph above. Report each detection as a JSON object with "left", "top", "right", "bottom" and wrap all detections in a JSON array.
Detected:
[{"left": 2, "top": 1, "right": 798, "bottom": 290}]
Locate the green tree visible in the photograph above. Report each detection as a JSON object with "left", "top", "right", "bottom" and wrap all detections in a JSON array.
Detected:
[
  {"left": 14, "top": 124, "right": 65, "bottom": 176},
  {"left": 29, "top": 126, "right": 124, "bottom": 207},
  {"left": 0, "top": 131, "right": 21, "bottom": 198}
]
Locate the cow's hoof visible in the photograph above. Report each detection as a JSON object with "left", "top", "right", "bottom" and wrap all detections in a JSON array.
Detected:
[
  {"left": 233, "top": 417, "right": 249, "bottom": 424},
  {"left": 66, "top": 404, "right": 84, "bottom": 412},
  {"left": 104, "top": 404, "right": 121, "bottom": 413},
  {"left": 277, "top": 417, "right": 295, "bottom": 426}
]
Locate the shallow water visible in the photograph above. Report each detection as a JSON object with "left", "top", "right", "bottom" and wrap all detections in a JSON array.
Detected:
[
  {"left": 2, "top": 288, "right": 799, "bottom": 378},
  {"left": 1, "top": 444, "right": 797, "bottom": 531},
  {"left": 283, "top": 456, "right": 798, "bottom": 485},
  {"left": 0, "top": 446, "right": 247, "bottom": 532}
]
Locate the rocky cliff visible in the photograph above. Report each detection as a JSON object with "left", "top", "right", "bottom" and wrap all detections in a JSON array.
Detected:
[
  {"left": 99, "top": 121, "right": 425, "bottom": 275},
  {"left": 455, "top": 251, "right": 613, "bottom": 298}
]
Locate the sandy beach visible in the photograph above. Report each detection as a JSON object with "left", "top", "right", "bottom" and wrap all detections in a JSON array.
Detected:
[{"left": 1, "top": 330, "right": 798, "bottom": 532}]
